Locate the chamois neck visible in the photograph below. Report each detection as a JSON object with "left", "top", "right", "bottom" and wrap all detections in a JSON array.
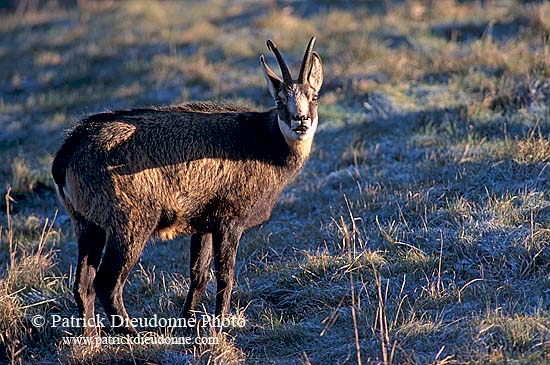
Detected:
[{"left": 283, "top": 135, "right": 313, "bottom": 162}]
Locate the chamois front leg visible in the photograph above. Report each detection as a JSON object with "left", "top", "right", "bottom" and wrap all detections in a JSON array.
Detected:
[
  {"left": 212, "top": 227, "right": 243, "bottom": 317},
  {"left": 183, "top": 233, "right": 213, "bottom": 318}
]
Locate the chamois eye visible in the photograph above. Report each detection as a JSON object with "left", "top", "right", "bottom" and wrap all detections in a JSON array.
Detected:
[{"left": 312, "top": 94, "right": 319, "bottom": 102}]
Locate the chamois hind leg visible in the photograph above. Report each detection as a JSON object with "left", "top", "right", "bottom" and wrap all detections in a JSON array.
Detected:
[
  {"left": 182, "top": 233, "right": 213, "bottom": 318},
  {"left": 73, "top": 216, "right": 106, "bottom": 336},
  {"left": 94, "top": 225, "right": 151, "bottom": 335},
  {"left": 212, "top": 227, "right": 243, "bottom": 318}
]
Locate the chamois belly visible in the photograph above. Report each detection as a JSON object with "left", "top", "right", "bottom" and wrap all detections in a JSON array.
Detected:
[
  {"left": 155, "top": 209, "right": 193, "bottom": 240},
  {"left": 154, "top": 199, "right": 277, "bottom": 239},
  {"left": 152, "top": 175, "right": 284, "bottom": 239}
]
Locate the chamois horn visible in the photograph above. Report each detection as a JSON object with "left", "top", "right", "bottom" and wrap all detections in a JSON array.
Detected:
[
  {"left": 298, "top": 36, "right": 316, "bottom": 83},
  {"left": 266, "top": 39, "right": 293, "bottom": 85}
]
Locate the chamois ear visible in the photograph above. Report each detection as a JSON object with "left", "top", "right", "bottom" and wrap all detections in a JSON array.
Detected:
[
  {"left": 308, "top": 52, "right": 323, "bottom": 93},
  {"left": 260, "top": 55, "right": 283, "bottom": 101}
]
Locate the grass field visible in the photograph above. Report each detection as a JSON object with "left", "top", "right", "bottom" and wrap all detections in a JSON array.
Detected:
[{"left": 0, "top": 0, "right": 549, "bottom": 364}]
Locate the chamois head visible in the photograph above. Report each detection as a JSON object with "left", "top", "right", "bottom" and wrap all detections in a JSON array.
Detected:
[{"left": 260, "top": 37, "right": 323, "bottom": 142}]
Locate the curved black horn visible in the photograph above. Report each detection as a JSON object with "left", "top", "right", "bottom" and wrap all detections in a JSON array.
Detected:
[
  {"left": 266, "top": 39, "right": 293, "bottom": 85},
  {"left": 298, "top": 36, "right": 316, "bottom": 83}
]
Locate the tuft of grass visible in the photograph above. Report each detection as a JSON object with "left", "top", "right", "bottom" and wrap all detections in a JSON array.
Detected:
[
  {"left": 515, "top": 131, "right": 550, "bottom": 163},
  {"left": 10, "top": 157, "right": 36, "bottom": 193},
  {"left": 9, "top": 156, "right": 53, "bottom": 194},
  {"left": 476, "top": 311, "right": 550, "bottom": 356},
  {"left": 0, "top": 189, "right": 62, "bottom": 364}
]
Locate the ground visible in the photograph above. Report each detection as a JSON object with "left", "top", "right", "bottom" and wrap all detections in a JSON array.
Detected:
[{"left": 0, "top": 0, "right": 549, "bottom": 364}]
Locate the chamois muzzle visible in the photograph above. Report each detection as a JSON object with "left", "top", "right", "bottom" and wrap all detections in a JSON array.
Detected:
[{"left": 290, "top": 115, "right": 312, "bottom": 136}]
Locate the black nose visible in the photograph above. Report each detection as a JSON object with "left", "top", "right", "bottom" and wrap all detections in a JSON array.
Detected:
[{"left": 292, "top": 114, "right": 309, "bottom": 122}]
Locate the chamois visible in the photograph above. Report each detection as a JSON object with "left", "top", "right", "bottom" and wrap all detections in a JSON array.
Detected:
[{"left": 52, "top": 37, "right": 323, "bottom": 335}]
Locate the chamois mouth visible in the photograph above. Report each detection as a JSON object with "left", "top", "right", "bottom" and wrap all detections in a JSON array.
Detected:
[
  {"left": 290, "top": 118, "right": 311, "bottom": 136},
  {"left": 278, "top": 115, "right": 315, "bottom": 141},
  {"left": 293, "top": 125, "right": 309, "bottom": 135}
]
